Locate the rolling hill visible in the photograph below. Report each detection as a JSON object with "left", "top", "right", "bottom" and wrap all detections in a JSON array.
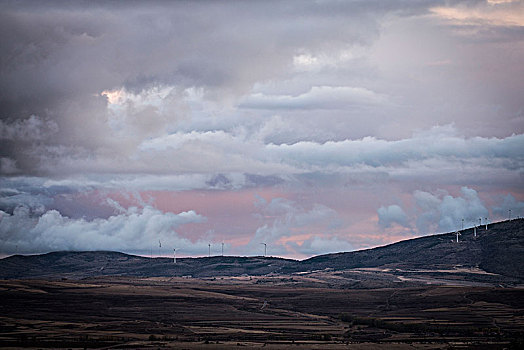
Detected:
[
  {"left": 296, "top": 218, "right": 524, "bottom": 278},
  {"left": 1, "top": 219, "right": 522, "bottom": 284}
]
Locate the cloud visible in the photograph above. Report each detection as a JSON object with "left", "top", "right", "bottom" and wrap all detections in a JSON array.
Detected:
[
  {"left": 377, "top": 204, "right": 409, "bottom": 228},
  {"left": 0, "top": 115, "right": 59, "bottom": 141},
  {"left": 265, "top": 125, "right": 524, "bottom": 177},
  {"left": 1, "top": 1, "right": 522, "bottom": 177},
  {"left": 27, "top": 124, "right": 524, "bottom": 187},
  {"left": 380, "top": 186, "right": 522, "bottom": 236},
  {"left": 0, "top": 205, "right": 206, "bottom": 255},
  {"left": 1, "top": 1, "right": 523, "bottom": 258},
  {"left": 1, "top": 0, "right": 472, "bottom": 176},
  {"left": 294, "top": 235, "right": 354, "bottom": 256},
  {"left": 0, "top": 190, "right": 50, "bottom": 216},
  {"left": 2, "top": 124, "right": 522, "bottom": 192},
  {"left": 413, "top": 187, "right": 489, "bottom": 234},
  {"left": 431, "top": 1, "right": 524, "bottom": 27},
  {"left": 0, "top": 116, "right": 59, "bottom": 174},
  {"left": 492, "top": 194, "right": 524, "bottom": 219},
  {"left": 239, "top": 86, "right": 387, "bottom": 110},
  {"left": 0, "top": 1, "right": 395, "bottom": 174},
  {"left": 0, "top": 157, "right": 19, "bottom": 175},
  {"left": 0, "top": 177, "right": 65, "bottom": 215},
  {"left": 249, "top": 196, "right": 342, "bottom": 256}
]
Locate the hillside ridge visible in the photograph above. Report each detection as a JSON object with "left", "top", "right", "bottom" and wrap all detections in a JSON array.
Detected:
[{"left": 1, "top": 219, "right": 522, "bottom": 284}]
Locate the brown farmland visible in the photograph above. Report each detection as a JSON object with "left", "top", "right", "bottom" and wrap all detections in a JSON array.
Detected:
[{"left": 1, "top": 275, "right": 523, "bottom": 349}]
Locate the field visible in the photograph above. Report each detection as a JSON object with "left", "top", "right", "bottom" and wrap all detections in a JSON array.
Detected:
[{"left": 1, "top": 274, "right": 523, "bottom": 349}]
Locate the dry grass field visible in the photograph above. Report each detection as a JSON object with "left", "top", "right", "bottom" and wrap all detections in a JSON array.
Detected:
[{"left": 0, "top": 275, "right": 523, "bottom": 349}]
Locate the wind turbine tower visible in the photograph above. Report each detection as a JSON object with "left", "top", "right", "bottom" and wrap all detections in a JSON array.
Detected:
[
  {"left": 455, "top": 231, "right": 461, "bottom": 243},
  {"left": 260, "top": 242, "right": 267, "bottom": 257},
  {"left": 173, "top": 248, "right": 176, "bottom": 264},
  {"left": 474, "top": 225, "right": 477, "bottom": 238},
  {"left": 208, "top": 243, "right": 211, "bottom": 257},
  {"left": 485, "top": 217, "right": 488, "bottom": 230}
]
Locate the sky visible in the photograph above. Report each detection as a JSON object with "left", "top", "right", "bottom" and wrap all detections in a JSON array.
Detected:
[{"left": 1, "top": 0, "right": 523, "bottom": 259}]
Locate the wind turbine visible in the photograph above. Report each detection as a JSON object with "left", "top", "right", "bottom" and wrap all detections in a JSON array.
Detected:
[
  {"left": 159, "top": 240, "right": 162, "bottom": 257},
  {"left": 474, "top": 225, "right": 477, "bottom": 238},
  {"left": 455, "top": 231, "right": 461, "bottom": 243},
  {"left": 260, "top": 242, "right": 267, "bottom": 257},
  {"left": 208, "top": 243, "right": 211, "bottom": 257},
  {"left": 479, "top": 217, "right": 482, "bottom": 228},
  {"left": 173, "top": 248, "right": 177, "bottom": 264},
  {"left": 485, "top": 217, "right": 488, "bottom": 230}
]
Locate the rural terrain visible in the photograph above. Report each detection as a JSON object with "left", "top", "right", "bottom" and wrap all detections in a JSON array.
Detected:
[{"left": 0, "top": 219, "right": 523, "bottom": 349}]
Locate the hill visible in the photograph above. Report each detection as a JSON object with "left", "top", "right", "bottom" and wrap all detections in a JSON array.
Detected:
[
  {"left": 1, "top": 219, "right": 522, "bottom": 285},
  {"left": 295, "top": 218, "right": 524, "bottom": 278},
  {"left": 0, "top": 252, "right": 295, "bottom": 280}
]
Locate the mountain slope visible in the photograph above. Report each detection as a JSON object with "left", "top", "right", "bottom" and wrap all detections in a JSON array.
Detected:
[
  {"left": 0, "top": 219, "right": 522, "bottom": 281},
  {"left": 0, "top": 251, "right": 296, "bottom": 279},
  {"left": 295, "top": 219, "right": 524, "bottom": 278}
]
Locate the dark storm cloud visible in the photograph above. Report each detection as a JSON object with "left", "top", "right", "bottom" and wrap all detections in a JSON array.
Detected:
[{"left": 0, "top": 0, "right": 446, "bottom": 175}]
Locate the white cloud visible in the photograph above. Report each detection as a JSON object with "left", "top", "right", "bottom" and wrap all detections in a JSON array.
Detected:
[
  {"left": 265, "top": 125, "right": 524, "bottom": 175},
  {"left": 413, "top": 187, "right": 489, "bottom": 234},
  {"left": 292, "top": 50, "right": 357, "bottom": 72},
  {"left": 295, "top": 235, "right": 354, "bottom": 256},
  {"left": 2, "top": 124, "right": 522, "bottom": 192},
  {"left": 0, "top": 205, "right": 206, "bottom": 255},
  {"left": 28, "top": 124, "right": 521, "bottom": 186},
  {"left": 492, "top": 194, "right": 524, "bottom": 219},
  {"left": 249, "top": 197, "right": 342, "bottom": 256},
  {"left": 377, "top": 204, "right": 409, "bottom": 228},
  {"left": 431, "top": 1, "right": 524, "bottom": 27},
  {"left": 377, "top": 187, "right": 523, "bottom": 238},
  {"left": 239, "top": 85, "right": 387, "bottom": 110}
]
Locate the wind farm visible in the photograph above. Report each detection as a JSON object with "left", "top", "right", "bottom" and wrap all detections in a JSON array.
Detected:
[
  {"left": 0, "top": 219, "right": 523, "bottom": 349},
  {"left": 2, "top": 0, "right": 523, "bottom": 348}
]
